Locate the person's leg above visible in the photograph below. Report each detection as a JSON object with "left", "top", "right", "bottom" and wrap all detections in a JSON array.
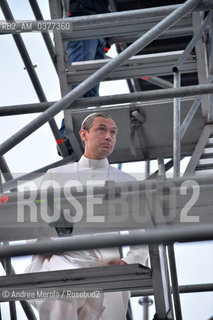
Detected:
[{"left": 66, "top": 39, "right": 104, "bottom": 97}]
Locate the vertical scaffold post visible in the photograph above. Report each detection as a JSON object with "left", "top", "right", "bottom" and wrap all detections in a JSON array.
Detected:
[
  {"left": 149, "top": 244, "right": 174, "bottom": 320},
  {"left": 208, "top": 15, "right": 213, "bottom": 121},
  {"left": 173, "top": 71, "right": 181, "bottom": 177},
  {"left": 171, "top": 69, "right": 183, "bottom": 319}
]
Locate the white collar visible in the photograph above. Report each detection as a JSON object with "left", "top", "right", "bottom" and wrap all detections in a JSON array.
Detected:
[{"left": 78, "top": 155, "right": 109, "bottom": 169}]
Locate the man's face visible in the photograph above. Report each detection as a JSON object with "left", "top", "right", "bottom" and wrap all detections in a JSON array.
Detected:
[{"left": 80, "top": 116, "right": 117, "bottom": 159}]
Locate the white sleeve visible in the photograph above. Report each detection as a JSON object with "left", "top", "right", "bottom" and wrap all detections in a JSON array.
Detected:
[
  {"left": 122, "top": 244, "right": 148, "bottom": 265},
  {"left": 121, "top": 230, "right": 149, "bottom": 265}
]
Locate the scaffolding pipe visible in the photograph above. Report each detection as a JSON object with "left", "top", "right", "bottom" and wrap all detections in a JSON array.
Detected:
[
  {"left": 3, "top": 258, "right": 17, "bottom": 320},
  {"left": 180, "top": 76, "right": 213, "bottom": 141},
  {"left": 28, "top": 0, "right": 56, "bottom": 69},
  {"left": 0, "top": 251, "right": 38, "bottom": 320},
  {"left": 0, "top": 0, "right": 47, "bottom": 102},
  {"left": 172, "top": 71, "right": 182, "bottom": 319},
  {"left": 156, "top": 156, "right": 181, "bottom": 319},
  {"left": 0, "top": 6, "right": 179, "bottom": 33},
  {"left": 0, "top": 224, "right": 213, "bottom": 259},
  {"left": 0, "top": 0, "right": 69, "bottom": 158},
  {"left": 115, "top": 42, "right": 136, "bottom": 95},
  {"left": 0, "top": 157, "right": 16, "bottom": 192},
  {"left": 181, "top": 95, "right": 203, "bottom": 140},
  {"left": 138, "top": 297, "right": 152, "bottom": 320},
  {"left": 173, "top": 10, "right": 213, "bottom": 72},
  {"left": 0, "top": 0, "right": 204, "bottom": 157},
  {"left": 148, "top": 158, "right": 186, "bottom": 180},
  {"left": 168, "top": 246, "right": 183, "bottom": 320},
  {"left": 173, "top": 71, "right": 181, "bottom": 177},
  {"left": 1, "top": 83, "right": 213, "bottom": 116},
  {"left": 144, "top": 76, "right": 173, "bottom": 89},
  {"left": 157, "top": 157, "right": 166, "bottom": 177},
  {"left": 0, "top": 171, "right": 2, "bottom": 193},
  {"left": 209, "top": 17, "right": 213, "bottom": 121},
  {"left": 210, "top": 16, "right": 213, "bottom": 74},
  {"left": 2, "top": 247, "right": 17, "bottom": 320},
  {"left": 0, "top": 157, "right": 14, "bottom": 182},
  {"left": 111, "top": 27, "right": 194, "bottom": 45},
  {"left": 19, "top": 301, "right": 37, "bottom": 320},
  {"left": 131, "top": 282, "right": 213, "bottom": 297},
  {"left": 145, "top": 160, "right": 150, "bottom": 179}
]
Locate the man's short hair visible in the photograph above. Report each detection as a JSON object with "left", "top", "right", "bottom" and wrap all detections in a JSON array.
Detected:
[{"left": 81, "top": 112, "right": 114, "bottom": 131}]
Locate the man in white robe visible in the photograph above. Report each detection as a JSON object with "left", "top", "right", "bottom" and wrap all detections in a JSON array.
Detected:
[{"left": 26, "top": 112, "right": 148, "bottom": 320}]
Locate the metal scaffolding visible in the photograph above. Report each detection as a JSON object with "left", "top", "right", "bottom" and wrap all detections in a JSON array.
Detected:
[{"left": 0, "top": 0, "right": 213, "bottom": 319}]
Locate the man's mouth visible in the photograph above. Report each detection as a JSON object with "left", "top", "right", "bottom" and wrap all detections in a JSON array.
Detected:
[{"left": 101, "top": 143, "right": 111, "bottom": 149}]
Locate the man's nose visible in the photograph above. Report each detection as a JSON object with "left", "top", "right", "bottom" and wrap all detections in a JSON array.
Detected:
[{"left": 105, "top": 130, "right": 112, "bottom": 140}]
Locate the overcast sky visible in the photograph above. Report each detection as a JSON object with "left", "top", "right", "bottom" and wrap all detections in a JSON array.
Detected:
[{"left": 0, "top": 1, "right": 213, "bottom": 319}]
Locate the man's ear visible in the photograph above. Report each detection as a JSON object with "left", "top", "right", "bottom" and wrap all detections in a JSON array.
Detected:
[{"left": 79, "top": 129, "right": 87, "bottom": 143}]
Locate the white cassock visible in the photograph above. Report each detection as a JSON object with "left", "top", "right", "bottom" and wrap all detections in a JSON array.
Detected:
[{"left": 26, "top": 155, "right": 148, "bottom": 320}]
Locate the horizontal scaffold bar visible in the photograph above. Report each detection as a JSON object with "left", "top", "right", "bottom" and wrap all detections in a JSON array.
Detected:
[
  {"left": 131, "top": 282, "right": 213, "bottom": 297},
  {"left": 0, "top": 224, "right": 213, "bottom": 258},
  {"left": 0, "top": 83, "right": 213, "bottom": 116}
]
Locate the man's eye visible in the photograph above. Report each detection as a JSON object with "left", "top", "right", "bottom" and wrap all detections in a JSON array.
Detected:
[
  {"left": 111, "top": 131, "right": 116, "bottom": 136},
  {"left": 98, "top": 127, "right": 105, "bottom": 132}
]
